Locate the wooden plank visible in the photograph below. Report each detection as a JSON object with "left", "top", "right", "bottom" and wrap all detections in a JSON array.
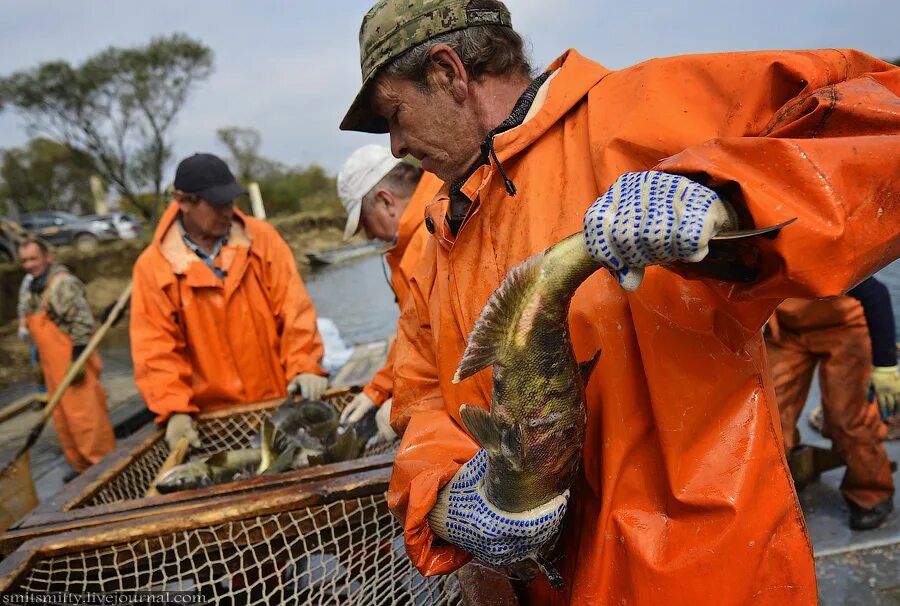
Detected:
[
  {"left": 0, "top": 454, "right": 395, "bottom": 555},
  {"left": 0, "top": 465, "right": 393, "bottom": 592},
  {"left": 0, "top": 393, "right": 43, "bottom": 425}
]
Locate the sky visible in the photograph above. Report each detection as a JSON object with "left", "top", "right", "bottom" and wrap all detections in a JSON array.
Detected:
[{"left": 0, "top": 0, "right": 898, "bottom": 180}]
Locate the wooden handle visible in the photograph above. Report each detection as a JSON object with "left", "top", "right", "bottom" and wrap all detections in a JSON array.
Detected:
[
  {"left": 144, "top": 435, "right": 192, "bottom": 498},
  {"left": 39, "top": 281, "right": 133, "bottom": 424}
]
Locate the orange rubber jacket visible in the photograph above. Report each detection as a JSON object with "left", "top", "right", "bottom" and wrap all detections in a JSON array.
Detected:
[
  {"left": 362, "top": 172, "right": 443, "bottom": 406},
  {"left": 131, "top": 203, "right": 326, "bottom": 423},
  {"left": 390, "top": 49, "right": 900, "bottom": 605}
]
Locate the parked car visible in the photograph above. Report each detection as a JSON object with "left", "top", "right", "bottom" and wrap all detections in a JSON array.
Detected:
[
  {"left": 20, "top": 211, "right": 119, "bottom": 251},
  {"left": 83, "top": 211, "right": 144, "bottom": 240}
]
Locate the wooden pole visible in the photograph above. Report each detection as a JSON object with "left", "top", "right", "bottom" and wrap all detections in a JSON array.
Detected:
[{"left": 144, "top": 436, "right": 191, "bottom": 498}]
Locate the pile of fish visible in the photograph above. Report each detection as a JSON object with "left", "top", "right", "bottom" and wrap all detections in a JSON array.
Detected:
[{"left": 155, "top": 398, "right": 380, "bottom": 494}]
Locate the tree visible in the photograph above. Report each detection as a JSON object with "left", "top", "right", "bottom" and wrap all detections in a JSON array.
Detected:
[
  {"left": 0, "top": 138, "right": 96, "bottom": 215},
  {"left": 216, "top": 126, "right": 276, "bottom": 182},
  {"left": 0, "top": 34, "right": 213, "bottom": 222}
]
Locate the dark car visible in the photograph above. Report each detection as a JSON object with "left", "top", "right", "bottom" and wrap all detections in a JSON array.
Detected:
[{"left": 20, "top": 211, "right": 119, "bottom": 251}]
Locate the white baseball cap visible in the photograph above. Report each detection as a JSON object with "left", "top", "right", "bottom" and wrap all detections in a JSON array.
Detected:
[{"left": 337, "top": 144, "right": 401, "bottom": 240}]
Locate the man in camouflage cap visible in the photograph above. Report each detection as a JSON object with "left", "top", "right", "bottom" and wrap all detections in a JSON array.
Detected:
[{"left": 341, "top": 1, "right": 900, "bottom": 603}]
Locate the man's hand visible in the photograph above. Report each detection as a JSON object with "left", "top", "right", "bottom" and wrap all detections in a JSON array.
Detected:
[
  {"left": 428, "top": 449, "right": 569, "bottom": 567},
  {"left": 165, "top": 413, "right": 200, "bottom": 451},
  {"left": 17, "top": 324, "right": 29, "bottom": 342},
  {"left": 375, "top": 398, "right": 396, "bottom": 442},
  {"left": 287, "top": 373, "right": 328, "bottom": 401},
  {"left": 340, "top": 392, "right": 377, "bottom": 424},
  {"left": 870, "top": 365, "right": 900, "bottom": 419},
  {"left": 583, "top": 171, "right": 734, "bottom": 291}
]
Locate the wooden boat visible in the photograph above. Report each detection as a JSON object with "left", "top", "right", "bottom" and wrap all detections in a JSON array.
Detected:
[{"left": 304, "top": 241, "right": 383, "bottom": 266}]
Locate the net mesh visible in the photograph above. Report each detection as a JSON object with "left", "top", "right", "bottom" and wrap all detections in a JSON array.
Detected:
[
  {"left": 14, "top": 493, "right": 461, "bottom": 605},
  {"left": 76, "top": 391, "right": 398, "bottom": 509}
]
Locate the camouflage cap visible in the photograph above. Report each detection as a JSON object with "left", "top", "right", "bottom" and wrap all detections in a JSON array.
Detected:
[{"left": 340, "top": 0, "right": 512, "bottom": 133}]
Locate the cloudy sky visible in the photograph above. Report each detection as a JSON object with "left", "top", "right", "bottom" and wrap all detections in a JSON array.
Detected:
[{"left": 1, "top": 0, "right": 898, "bottom": 178}]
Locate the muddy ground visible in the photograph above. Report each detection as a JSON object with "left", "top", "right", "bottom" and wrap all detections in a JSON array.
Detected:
[{"left": 0, "top": 212, "right": 351, "bottom": 390}]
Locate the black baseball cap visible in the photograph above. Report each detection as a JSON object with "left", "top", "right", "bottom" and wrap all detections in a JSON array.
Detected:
[{"left": 174, "top": 153, "right": 247, "bottom": 205}]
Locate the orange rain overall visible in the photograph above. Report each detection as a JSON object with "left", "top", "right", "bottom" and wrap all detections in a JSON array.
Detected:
[
  {"left": 389, "top": 49, "right": 900, "bottom": 605},
  {"left": 26, "top": 273, "right": 114, "bottom": 472},
  {"left": 767, "top": 297, "right": 894, "bottom": 509},
  {"left": 363, "top": 171, "right": 444, "bottom": 406},
  {"left": 131, "top": 203, "right": 327, "bottom": 423}
]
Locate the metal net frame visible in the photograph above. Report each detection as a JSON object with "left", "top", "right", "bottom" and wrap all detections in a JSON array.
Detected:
[
  {"left": 9, "top": 477, "right": 461, "bottom": 605},
  {"left": 75, "top": 391, "right": 398, "bottom": 509}
]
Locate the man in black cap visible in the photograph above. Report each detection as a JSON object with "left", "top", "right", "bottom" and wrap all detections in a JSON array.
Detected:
[{"left": 130, "top": 153, "right": 329, "bottom": 449}]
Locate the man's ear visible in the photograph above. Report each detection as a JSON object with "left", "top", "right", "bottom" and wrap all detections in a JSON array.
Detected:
[
  {"left": 375, "top": 188, "right": 399, "bottom": 216},
  {"left": 427, "top": 44, "right": 469, "bottom": 102}
]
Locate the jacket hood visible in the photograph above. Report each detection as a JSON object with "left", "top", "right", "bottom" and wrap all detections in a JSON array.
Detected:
[{"left": 490, "top": 49, "right": 610, "bottom": 165}]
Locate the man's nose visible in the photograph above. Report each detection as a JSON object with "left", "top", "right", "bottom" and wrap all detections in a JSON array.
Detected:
[{"left": 389, "top": 130, "right": 408, "bottom": 159}]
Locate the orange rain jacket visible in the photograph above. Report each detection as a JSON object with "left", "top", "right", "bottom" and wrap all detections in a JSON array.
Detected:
[
  {"left": 131, "top": 203, "right": 326, "bottom": 423},
  {"left": 390, "top": 49, "right": 900, "bottom": 605},
  {"left": 363, "top": 172, "right": 444, "bottom": 406}
]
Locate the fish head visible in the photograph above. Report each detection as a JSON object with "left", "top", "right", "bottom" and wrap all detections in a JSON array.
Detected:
[{"left": 154, "top": 460, "right": 211, "bottom": 494}]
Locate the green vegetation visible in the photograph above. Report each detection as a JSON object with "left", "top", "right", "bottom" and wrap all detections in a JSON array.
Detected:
[
  {"left": 0, "top": 34, "right": 213, "bottom": 222},
  {"left": 0, "top": 138, "right": 96, "bottom": 215}
]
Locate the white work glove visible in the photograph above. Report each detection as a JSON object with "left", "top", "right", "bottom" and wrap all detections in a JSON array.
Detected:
[
  {"left": 375, "top": 398, "right": 396, "bottom": 442},
  {"left": 165, "top": 413, "right": 200, "bottom": 451},
  {"left": 870, "top": 365, "right": 900, "bottom": 419},
  {"left": 287, "top": 373, "right": 328, "bottom": 401},
  {"left": 340, "top": 392, "right": 377, "bottom": 424},
  {"left": 17, "top": 325, "right": 30, "bottom": 342},
  {"left": 583, "top": 171, "right": 733, "bottom": 291},
  {"left": 428, "top": 449, "right": 569, "bottom": 567}
]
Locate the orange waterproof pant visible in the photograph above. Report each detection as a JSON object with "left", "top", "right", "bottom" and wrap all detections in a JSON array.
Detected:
[
  {"left": 26, "top": 310, "right": 115, "bottom": 472},
  {"left": 767, "top": 317, "right": 893, "bottom": 510}
]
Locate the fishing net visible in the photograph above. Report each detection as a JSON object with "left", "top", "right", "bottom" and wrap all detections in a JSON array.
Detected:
[
  {"left": 75, "top": 390, "right": 399, "bottom": 509},
  {"left": 10, "top": 492, "right": 461, "bottom": 604}
]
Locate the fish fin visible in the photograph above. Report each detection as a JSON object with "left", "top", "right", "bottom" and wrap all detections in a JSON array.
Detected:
[
  {"left": 459, "top": 404, "right": 501, "bottom": 452},
  {"left": 453, "top": 253, "right": 544, "bottom": 383},
  {"left": 578, "top": 349, "right": 602, "bottom": 385},
  {"left": 262, "top": 445, "right": 297, "bottom": 475},
  {"left": 500, "top": 423, "right": 524, "bottom": 471},
  {"left": 529, "top": 553, "right": 564, "bottom": 591}
]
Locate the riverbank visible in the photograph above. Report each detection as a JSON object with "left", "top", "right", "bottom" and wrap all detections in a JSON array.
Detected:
[{"left": 0, "top": 210, "right": 352, "bottom": 390}]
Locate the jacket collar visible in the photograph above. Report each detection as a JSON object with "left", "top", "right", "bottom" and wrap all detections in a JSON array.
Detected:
[{"left": 152, "top": 202, "right": 253, "bottom": 276}]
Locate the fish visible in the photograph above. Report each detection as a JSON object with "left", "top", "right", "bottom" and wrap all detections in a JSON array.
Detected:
[
  {"left": 155, "top": 448, "right": 264, "bottom": 494},
  {"left": 449, "top": 231, "right": 602, "bottom": 590}
]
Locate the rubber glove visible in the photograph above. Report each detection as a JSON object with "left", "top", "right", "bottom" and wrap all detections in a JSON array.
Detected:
[
  {"left": 375, "top": 398, "right": 396, "bottom": 442},
  {"left": 17, "top": 324, "right": 29, "bottom": 342},
  {"left": 340, "top": 392, "right": 376, "bottom": 424},
  {"left": 428, "top": 449, "right": 569, "bottom": 567},
  {"left": 287, "top": 373, "right": 328, "bottom": 401},
  {"left": 583, "top": 171, "right": 734, "bottom": 291},
  {"left": 165, "top": 413, "right": 200, "bottom": 451},
  {"left": 870, "top": 365, "right": 900, "bottom": 419}
]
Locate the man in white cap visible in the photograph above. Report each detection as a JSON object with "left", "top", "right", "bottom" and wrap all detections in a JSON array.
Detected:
[{"left": 337, "top": 144, "right": 442, "bottom": 436}]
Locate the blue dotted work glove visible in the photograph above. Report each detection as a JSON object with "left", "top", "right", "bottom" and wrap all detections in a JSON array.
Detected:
[
  {"left": 583, "top": 171, "right": 734, "bottom": 291},
  {"left": 428, "top": 449, "right": 569, "bottom": 567}
]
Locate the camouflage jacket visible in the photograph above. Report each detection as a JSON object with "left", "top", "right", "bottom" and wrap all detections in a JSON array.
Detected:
[{"left": 22, "top": 264, "right": 95, "bottom": 346}]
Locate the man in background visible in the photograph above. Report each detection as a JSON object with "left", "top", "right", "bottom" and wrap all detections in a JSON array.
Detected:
[
  {"left": 336, "top": 145, "right": 441, "bottom": 441},
  {"left": 19, "top": 238, "right": 114, "bottom": 478},
  {"left": 130, "top": 153, "right": 328, "bottom": 450}
]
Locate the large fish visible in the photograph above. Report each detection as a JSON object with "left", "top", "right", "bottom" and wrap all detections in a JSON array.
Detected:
[
  {"left": 449, "top": 232, "right": 602, "bottom": 588},
  {"left": 156, "top": 419, "right": 290, "bottom": 493}
]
